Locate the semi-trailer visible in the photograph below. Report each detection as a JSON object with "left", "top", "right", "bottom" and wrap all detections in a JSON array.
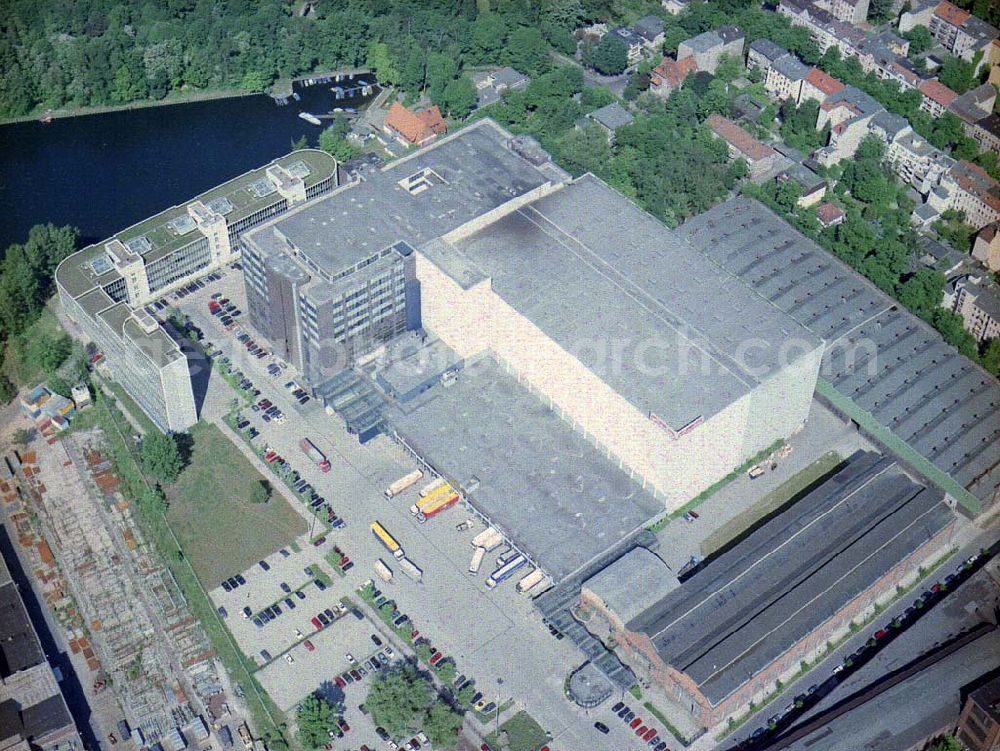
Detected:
[
  {"left": 471, "top": 527, "right": 503, "bottom": 552},
  {"left": 469, "top": 546, "right": 486, "bottom": 574},
  {"left": 371, "top": 521, "right": 405, "bottom": 560},
  {"left": 384, "top": 469, "right": 423, "bottom": 498},
  {"left": 516, "top": 568, "right": 546, "bottom": 593},
  {"left": 410, "top": 482, "right": 454, "bottom": 515},
  {"left": 398, "top": 556, "right": 423, "bottom": 583},
  {"left": 298, "top": 437, "right": 331, "bottom": 472},
  {"left": 374, "top": 558, "right": 394, "bottom": 582},
  {"left": 418, "top": 478, "right": 446, "bottom": 497},
  {"left": 416, "top": 489, "right": 459, "bottom": 522},
  {"left": 486, "top": 555, "right": 527, "bottom": 589}
]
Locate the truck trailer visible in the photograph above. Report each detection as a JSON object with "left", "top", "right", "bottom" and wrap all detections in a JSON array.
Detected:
[
  {"left": 418, "top": 478, "right": 446, "bottom": 497},
  {"left": 298, "top": 438, "right": 331, "bottom": 473},
  {"left": 374, "top": 558, "right": 394, "bottom": 582},
  {"left": 486, "top": 555, "right": 527, "bottom": 589},
  {"left": 416, "top": 489, "right": 459, "bottom": 522},
  {"left": 471, "top": 527, "right": 503, "bottom": 552},
  {"left": 410, "top": 482, "right": 454, "bottom": 515},
  {"left": 516, "top": 568, "right": 546, "bottom": 593},
  {"left": 370, "top": 521, "right": 405, "bottom": 559},
  {"left": 398, "top": 556, "right": 423, "bottom": 582},
  {"left": 384, "top": 469, "right": 423, "bottom": 498},
  {"left": 469, "top": 546, "right": 486, "bottom": 574}
]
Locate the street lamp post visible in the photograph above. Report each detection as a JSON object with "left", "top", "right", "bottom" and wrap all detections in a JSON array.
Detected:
[{"left": 495, "top": 677, "right": 503, "bottom": 737}]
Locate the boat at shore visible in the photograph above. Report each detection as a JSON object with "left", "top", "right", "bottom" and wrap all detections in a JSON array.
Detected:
[
  {"left": 39, "top": 113, "right": 53, "bottom": 123},
  {"left": 298, "top": 112, "right": 322, "bottom": 125}
]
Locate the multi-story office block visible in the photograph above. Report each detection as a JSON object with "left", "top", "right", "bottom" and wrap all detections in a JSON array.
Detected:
[{"left": 56, "top": 151, "right": 339, "bottom": 432}]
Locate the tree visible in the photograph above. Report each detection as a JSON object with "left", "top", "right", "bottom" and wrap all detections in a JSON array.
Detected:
[
  {"left": 26, "top": 333, "right": 72, "bottom": 375},
  {"left": 556, "top": 124, "right": 612, "bottom": 177},
  {"left": 367, "top": 41, "right": 401, "bottom": 87},
  {"left": 442, "top": 76, "right": 477, "bottom": 119},
  {"left": 140, "top": 432, "right": 184, "bottom": 484},
  {"left": 714, "top": 53, "right": 743, "bottom": 84},
  {"left": 139, "top": 485, "right": 168, "bottom": 514},
  {"left": 868, "top": 0, "right": 897, "bottom": 23},
  {"left": 585, "top": 34, "right": 628, "bottom": 76},
  {"left": 0, "top": 372, "right": 16, "bottom": 405},
  {"left": 296, "top": 694, "right": 342, "bottom": 750},
  {"left": 898, "top": 267, "right": 946, "bottom": 316},
  {"left": 426, "top": 53, "right": 459, "bottom": 105},
  {"left": 938, "top": 55, "right": 977, "bottom": 94},
  {"left": 47, "top": 375, "right": 72, "bottom": 397},
  {"left": 318, "top": 119, "right": 359, "bottom": 162},
  {"left": 927, "top": 737, "right": 963, "bottom": 751},
  {"left": 12, "top": 427, "right": 32, "bottom": 449},
  {"left": 505, "top": 27, "right": 550, "bottom": 77},
  {"left": 903, "top": 26, "right": 934, "bottom": 58},
  {"left": 240, "top": 71, "right": 270, "bottom": 92},
  {"left": 365, "top": 665, "right": 433, "bottom": 738},
  {"left": 982, "top": 339, "right": 1000, "bottom": 375},
  {"left": 250, "top": 479, "right": 271, "bottom": 504},
  {"left": 436, "top": 660, "right": 457, "bottom": 685},
  {"left": 422, "top": 701, "right": 463, "bottom": 748}
]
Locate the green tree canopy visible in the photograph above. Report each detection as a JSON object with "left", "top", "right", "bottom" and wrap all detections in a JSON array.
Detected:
[
  {"left": 938, "top": 55, "right": 978, "bottom": 94},
  {"left": 505, "top": 27, "right": 551, "bottom": 77},
  {"left": 140, "top": 432, "right": 184, "bottom": 484},
  {"left": 903, "top": 26, "right": 934, "bottom": 57},
  {"left": 296, "top": 694, "right": 342, "bottom": 750},
  {"left": 365, "top": 665, "right": 432, "bottom": 738},
  {"left": 442, "top": 76, "right": 477, "bottom": 119},
  {"left": 249, "top": 479, "right": 271, "bottom": 504},
  {"left": 586, "top": 34, "right": 628, "bottom": 76},
  {"left": 422, "top": 701, "right": 463, "bottom": 748}
]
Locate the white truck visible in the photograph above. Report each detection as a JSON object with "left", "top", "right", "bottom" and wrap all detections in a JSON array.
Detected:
[
  {"left": 384, "top": 469, "right": 423, "bottom": 498},
  {"left": 374, "top": 558, "right": 394, "bottom": 582},
  {"left": 418, "top": 478, "right": 446, "bottom": 497},
  {"left": 468, "top": 546, "right": 486, "bottom": 574},
  {"left": 398, "top": 556, "right": 423, "bottom": 583},
  {"left": 471, "top": 526, "right": 503, "bottom": 552}
]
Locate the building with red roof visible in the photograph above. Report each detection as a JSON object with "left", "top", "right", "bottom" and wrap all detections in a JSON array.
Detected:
[
  {"left": 816, "top": 202, "right": 845, "bottom": 227},
  {"left": 705, "top": 114, "right": 781, "bottom": 179},
  {"left": 918, "top": 79, "right": 959, "bottom": 117},
  {"left": 649, "top": 56, "right": 698, "bottom": 98},
  {"left": 799, "top": 67, "right": 846, "bottom": 104},
  {"left": 383, "top": 102, "right": 448, "bottom": 147}
]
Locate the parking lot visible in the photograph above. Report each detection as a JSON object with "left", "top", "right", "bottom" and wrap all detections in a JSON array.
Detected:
[{"left": 170, "top": 269, "right": 631, "bottom": 751}]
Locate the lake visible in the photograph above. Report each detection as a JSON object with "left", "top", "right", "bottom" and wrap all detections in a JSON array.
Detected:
[{"left": 0, "top": 78, "right": 376, "bottom": 249}]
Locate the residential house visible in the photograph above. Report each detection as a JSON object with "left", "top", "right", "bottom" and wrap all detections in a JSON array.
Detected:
[
  {"left": 612, "top": 26, "right": 646, "bottom": 66},
  {"left": 940, "top": 160, "right": 1000, "bottom": 229},
  {"left": 678, "top": 26, "right": 745, "bottom": 74},
  {"left": 990, "top": 38, "right": 1000, "bottom": 86},
  {"left": 705, "top": 114, "right": 784, "bottom": 179},
  {"left": 887, "top": 130, "right": 955, "bottom": 190},
  {"left": 649, "top": 56, "right": 699, "bottom": 98},
  {"left": 915, "top": 234, "right": 965, "bottom": 274},
  {"left": 955, "top": 671, "right": 1000, "bottom": 751},
  {"left": 948, "top": 83, "right": 1000, "bottom": 151},
  {"left": 471, "top": 67, "right": 529, "bottom": 108},
  {"left": 867, "top": 110, "right": 912, "bottom": 147},
  {"left": 973, "top": 114, "right": 1000, "bottom": 154},
  {"left": 799, "top": 66, "right": 846, "bottom": 104},
  {"left": 973, "top": 220, "right": 1000, "bottom": 271},
  {"left": 918, "top": 78, "right": 959, "bottom": 116},
  {"left": 746, "top": 38, "right": 789, "bottom": 74},
  {"left": 927, "top": 1, "right": 998, "bottom": 72},
  {"left": 779, "top": 0, "right": 867, "bottom": 57},
  {"left": 383, "top": 102, "right": 447, "bottom": 147},
  {"left": 952, "top": 278, "right": 1000, "bottom": 341},
  {"left": 898, "top": 0, "right": 938, "bottom": 33},
  {"left": 765, "top": 54, "right": 811, "bottom": 101},
  {"left": 634, "top": 15, "right": 666, "bottom": 50},
  {"left": 661, "top": 0, "right": 690, "bottom": 15},
  {"left": 817, "top": 202, "right": 846, "bottom": 227},
  {"left": 577, "top": 103, "right": 634, "bottom": 144},
  {"left": 815, "top": 85, "right": 884, "bottom": 164},
  {"left": 778, "top": 163, "right": 828, "bottom": 206},
  {"left": 827, "top": 0, "right": 870, "bottom": 24}
]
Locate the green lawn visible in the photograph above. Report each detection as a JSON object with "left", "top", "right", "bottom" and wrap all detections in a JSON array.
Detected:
[
  {"left": 166, "top": 422, "right": 306, "bottom": 584},
  {"left": 700, "top": 451, "right": 843, "bottom": 557},
  {"left": 483, "top": 711, "right": 548, "bottom": 751}
]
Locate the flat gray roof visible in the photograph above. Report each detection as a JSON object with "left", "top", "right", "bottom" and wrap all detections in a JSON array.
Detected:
[
  {"left": 434, "top": 175, "right": 821, "bottom": 429},
  {"left": 628, "top": 451, "right": 952, "bottom": 706},
  {"left": 680, "top": 196, "right": 1000, "bottom": 503},
  {"left": 375, "top": 338, "right": 462, "bottom": 398},
  {"left": 388, "top": 355, "right": 663, "bottom": 582},
  {"left": 583, "top": 547, "right": 678, "bottom": 625},
  {"left": 263, "top": 119, "right": 554, "bottom": 274}
]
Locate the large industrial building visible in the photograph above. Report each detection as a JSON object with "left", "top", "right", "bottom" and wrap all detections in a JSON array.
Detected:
[
  {"left": 244, "top": 119, "right": 824, "bottom": 509},
  {"left": 680, "top": 197, "right": 1000, "bottom": 510},
  {"left": 580, "top": 451, "right": 955, "bottom": 727},
  {"left": 55, "top": 151, "right": 339, "bottom": 431}
]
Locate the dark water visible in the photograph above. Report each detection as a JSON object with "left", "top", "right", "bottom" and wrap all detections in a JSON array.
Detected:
[{"left": 0, "top": 79, "right": 375, "bottom": 249}]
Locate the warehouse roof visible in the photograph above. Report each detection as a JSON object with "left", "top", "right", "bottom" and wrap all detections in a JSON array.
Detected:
[
  {"left": 679, "top": 197, "right": 1000, "bottom": 504},
  {"left": 627, "top": 451, "right": 952, "bottom": 706},
  {"left": 426, "top": 175, "right": 821, "bottom": 430},
  {"left": 583, "top": 548, "right": 677, "bottom": 625},
  {"left": 263, "top": 119, "right": 558, "bottom": 276},
  {"left": 388, "top": 355, "right": 663, "bottom": 582}
]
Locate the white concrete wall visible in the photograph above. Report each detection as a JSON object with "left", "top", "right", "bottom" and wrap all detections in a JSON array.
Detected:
[{"left": 416, "top": 248, "right": 817, "bottom": 510}]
